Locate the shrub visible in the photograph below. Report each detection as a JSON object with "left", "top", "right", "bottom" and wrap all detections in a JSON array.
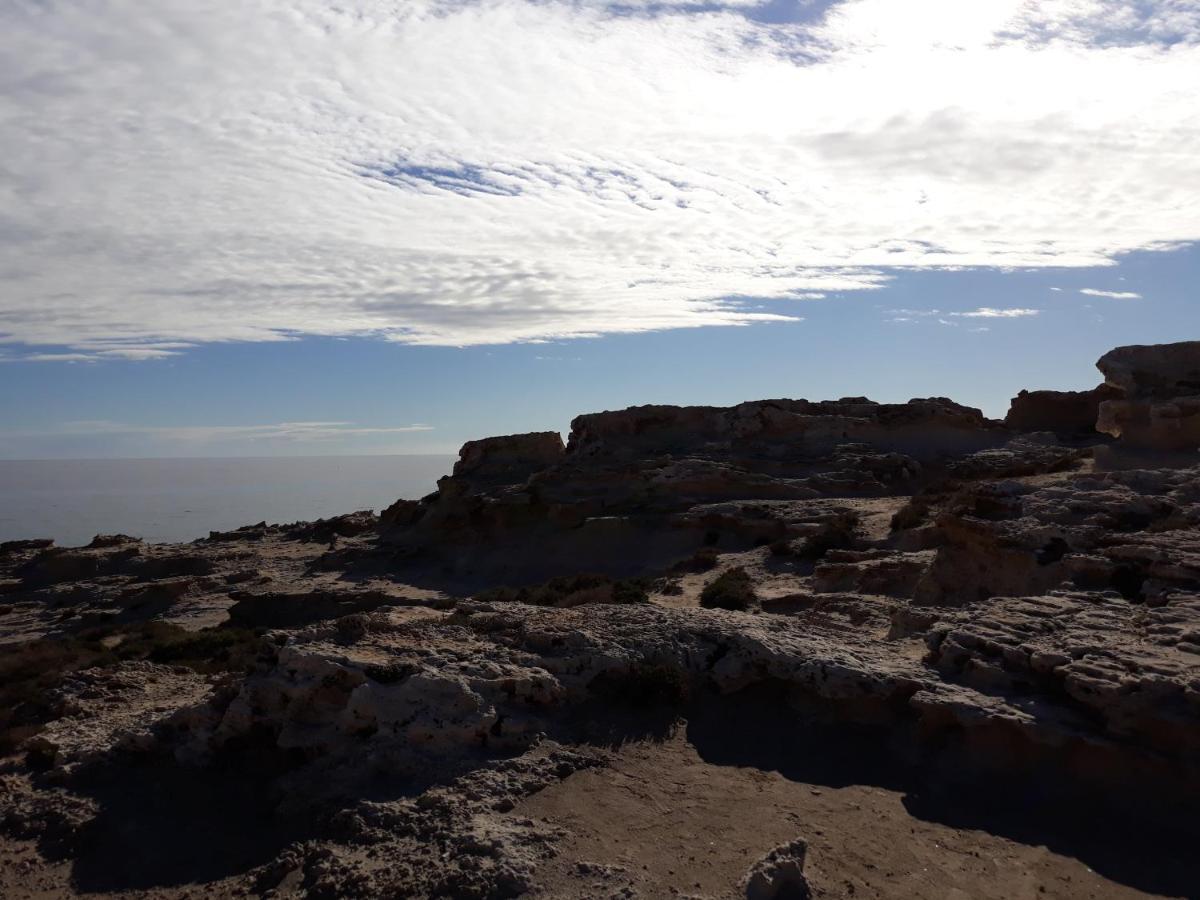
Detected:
[
  {"left": 798, "top": 517, "right": 857, "bottom": 559},
  {"left": 700, "top": 567, "right": 757, "bottom": 611},
  {"left": 589, "top": 661, "right": 690, "bottom": 707},
  {"left": 475, "top": 574, "right": 650, "bottom": 607},
  {"left": 125, "top": 622, "right": 265, "bottom": 671},
  {"left": 890, "top": 497, "right": 931, "bottom": 531},
  {"left": 657, "top": 578, "right": 684, "bottom": 596},
  {"left": 674, "top": 546, "right": 720, "bottom": 573}
]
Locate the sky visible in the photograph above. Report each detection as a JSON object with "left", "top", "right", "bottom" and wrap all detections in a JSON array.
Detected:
[{"left": 1, "top": 0, "right": 1197, "bottom": 458}]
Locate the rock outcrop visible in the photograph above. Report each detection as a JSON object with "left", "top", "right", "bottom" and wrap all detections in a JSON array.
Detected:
[
  {"left": 1004, "top": 386, "right": 1119, "bottom": 435},
  {"left": 380, "top": 397, "right": 1023, "bottom": 585},
  {"left": 452, "top": 431, "right": 566, "bottom": 488},
  {"left": 1096, "top": 341, "right": 1200, "bottom": 452}
]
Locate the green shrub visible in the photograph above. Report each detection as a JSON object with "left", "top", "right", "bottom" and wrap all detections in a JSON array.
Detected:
[
  {"left": 657, "top": 578, "right": 684, "bottom": 596},
  {"left": 475, "top": 573, "right": 650, "bottom": 607},
  {"left": 700, "top": 567, "right": 757, "bottom": 611},
  {"left": 674, "top": 546, "right": 720, "bottom": 573},
  {"left": 589, "top": 661, "right": 689, "bottom": 707}
]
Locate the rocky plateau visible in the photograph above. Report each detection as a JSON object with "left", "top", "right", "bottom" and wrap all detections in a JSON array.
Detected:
[{"left": 2, "top": 341, "right": 1199, "bottom": 899}]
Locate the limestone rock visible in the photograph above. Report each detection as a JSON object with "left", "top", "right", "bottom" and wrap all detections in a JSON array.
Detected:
[
  {"left": 743, "top": 838, "right": 810, "bottom": 900},
  {"left": 926, "top": 591, "right": 1200, "bottom": 756},
  {"left": 1097, "top": 341, "right": 1200, "bottom": 399},
  {"left": 947, "top": 434, "right": 1087, "bottom": 479},
  {"left": 1096, "top": 341, "right": 1200, "bottom": 452},
  {"left": 24, "top": 661, "right": 215, "bottom": 772}
]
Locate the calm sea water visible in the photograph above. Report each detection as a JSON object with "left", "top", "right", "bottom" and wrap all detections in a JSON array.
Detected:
[{"left": 0, "top": 456, "right": 454, "bottom": 547}]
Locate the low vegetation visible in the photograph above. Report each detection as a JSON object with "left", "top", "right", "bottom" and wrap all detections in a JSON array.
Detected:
[
  {"left": 674, "top": 545, "right": 720, "bottom": 572},
  {"left": 699, "top": 566, "right": 757, "bottom": 611},
  {"left": 588, "top": 661, "right": 690, "bottom": 707},
  {"left": 475, "top": 573, "right": 652, "bottom": 608}
]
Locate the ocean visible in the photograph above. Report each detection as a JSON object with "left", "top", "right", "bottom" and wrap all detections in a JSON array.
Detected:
[{"left": 0, "top": 455, "right": 455, "bottom": 547}]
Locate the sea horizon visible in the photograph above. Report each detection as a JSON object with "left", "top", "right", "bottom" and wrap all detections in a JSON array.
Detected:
[{"left": 0, "top": 454, "right": 455, "bottom": 547}]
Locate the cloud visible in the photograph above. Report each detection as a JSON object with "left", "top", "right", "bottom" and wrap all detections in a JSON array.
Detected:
[
  {"left": 951, "top": 308, "right": 1040, "bottom": 318},
  {"left": 1, "top": 1, "right": 1198, "bottom": 355},
  {"left": 888, "top": 306, "right": 1037, "bottom": 323},
  {"left": 885, "top": 308, "right": 940, "bottom": 322},
  {"left": 1079, "top": 288, "right": 1143, "bottom": 299}
]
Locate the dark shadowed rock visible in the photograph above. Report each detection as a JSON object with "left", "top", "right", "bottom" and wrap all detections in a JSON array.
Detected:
[
  {"left": 452, "top": 431, "right": 565, "bottom": 486},
  {"left": 1097, "top": 341, "right": 1200, "bottom": 452},
  {"left": 1097, "top": 341, "right": 1200, "bottom": 399},
  {"left": 0, "top": 538, "right": 54, "bottom": 555},
  {"left": 1005, "top": 386, "right": 1119, "bottom": 435}
]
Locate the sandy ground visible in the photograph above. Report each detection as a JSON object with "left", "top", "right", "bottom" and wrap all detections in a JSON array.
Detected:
[{"left": 522, "top": 726, "right": 1187, "bottom": 900}]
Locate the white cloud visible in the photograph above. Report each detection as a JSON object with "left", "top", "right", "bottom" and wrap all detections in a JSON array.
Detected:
[
  {"left": 1079, "top": 288, "right": 1143, "bottom": 299},
  {"left": 952, "top": 307, "right": 1040, "bottom": 318},
  {"left": 888, "top": 305, "right": 1038, "bottom": 323},
  {"left": 885, "top": 308, "right": 941, "bottom": 322},
  {"left": 1, "top": 0, "right": 1198, "bottom": 355}
]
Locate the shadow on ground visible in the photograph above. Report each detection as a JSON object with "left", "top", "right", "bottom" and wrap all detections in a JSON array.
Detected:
[
  {"left": 683, "top": 684, "right": 1199, "bottom": 899},
  {"left": 66, "top": 755, "right": 312, "bottom": 892}
]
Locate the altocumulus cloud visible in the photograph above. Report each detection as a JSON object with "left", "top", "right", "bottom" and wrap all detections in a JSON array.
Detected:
[{"left": 1, "top": 0, "right": 1198, "bottom": 356}]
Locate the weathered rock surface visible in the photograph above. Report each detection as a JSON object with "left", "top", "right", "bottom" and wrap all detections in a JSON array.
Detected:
[
  {"left": 926, "top": 591, "right": 1200, "bottom": 757},
  {"left": 743, "top": 838, "right": 811, "bottom": 900}
]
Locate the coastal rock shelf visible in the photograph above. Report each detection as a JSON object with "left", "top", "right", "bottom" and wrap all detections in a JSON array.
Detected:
[{"left": 2, "top": 342, "right": 1199, "bottom": 899}]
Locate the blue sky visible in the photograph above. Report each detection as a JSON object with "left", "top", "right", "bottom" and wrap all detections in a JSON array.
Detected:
[
  {"left": 3, "top": 243, "right": 1195, "bottom": 458},
  {"left": 1, "top": 1, "right": 1198, "bottom": 458}
]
